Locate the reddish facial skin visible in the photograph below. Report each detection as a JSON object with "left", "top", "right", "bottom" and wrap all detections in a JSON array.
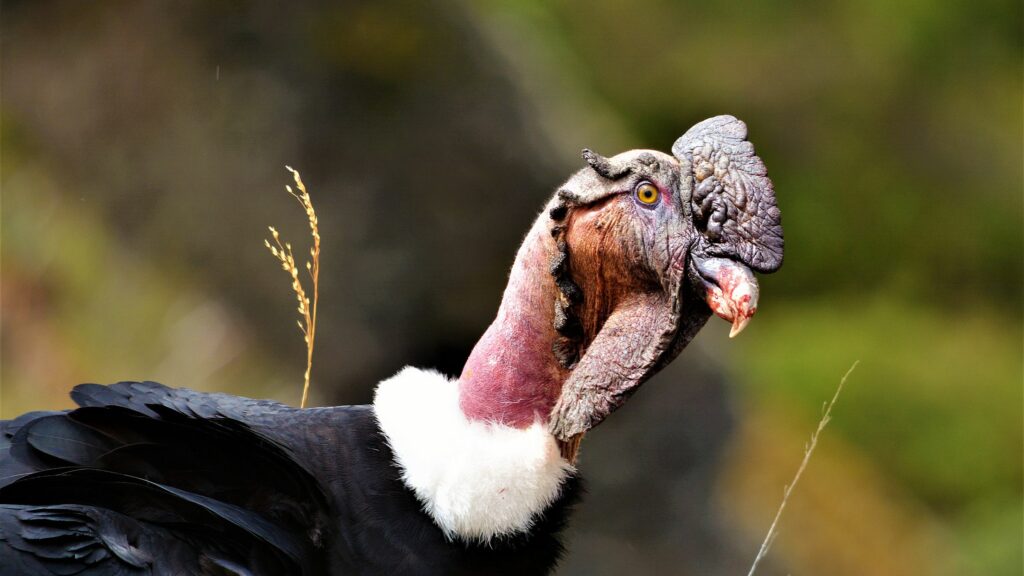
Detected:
[
  {"left": 458, "top": 145, "right": 770, "bottom": 436},
  {"left": 457, "top": 194, "right": 665, "bottom": 428},
  {"left": 458, "top": 215, "right": 569, "bottom": 427},
  {"left": 459, "top": 151, "right": 688, "bottom": 429}
]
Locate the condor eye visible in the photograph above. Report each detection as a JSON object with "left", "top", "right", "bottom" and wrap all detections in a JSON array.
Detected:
[{"left": 634, "top": 182, "right": 660, "bottom": 206}]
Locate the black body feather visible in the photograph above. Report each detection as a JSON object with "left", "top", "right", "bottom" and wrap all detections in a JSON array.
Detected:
[{"left": 0, "top": 382, "right": 580, "bottom": 575}]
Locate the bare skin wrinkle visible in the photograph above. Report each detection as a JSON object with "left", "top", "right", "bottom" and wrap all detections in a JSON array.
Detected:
[{"left": 458, "top": 116, "right": 783, "bottom": 463}]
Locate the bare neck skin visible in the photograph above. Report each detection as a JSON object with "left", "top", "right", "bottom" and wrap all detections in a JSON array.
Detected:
[{"left": 458, "top": 213, "right": 568, "bottom": 428}]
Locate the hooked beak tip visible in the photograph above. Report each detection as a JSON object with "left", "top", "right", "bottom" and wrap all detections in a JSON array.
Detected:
[
  {"left": 728, "top": 311, "right": 754, "bottom": 338},
  {"left": 697, "top": 257, "right": 760, "bottom": 339}
]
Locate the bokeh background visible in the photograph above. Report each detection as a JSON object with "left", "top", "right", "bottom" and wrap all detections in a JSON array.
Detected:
[{"left": 2, "top": 1, "right": 1021, "bottom": 574}]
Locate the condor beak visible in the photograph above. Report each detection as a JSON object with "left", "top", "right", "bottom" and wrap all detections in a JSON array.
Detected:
[{"left": 694, "top": 257, "right": 759, "bottom": 338}]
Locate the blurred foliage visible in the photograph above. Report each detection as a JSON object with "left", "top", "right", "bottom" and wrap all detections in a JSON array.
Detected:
[
  {"left": 1, "top": 158, "right": 291, "bottom": 416},
  {"left": 742, "top": 299, "right": 1020, "bottom": 505},
  {"left": 484, "top": 0, "right": 1022, "bottom": 308},
  {"left": 2, "top": 0, "right": 1021, "bottom": 574},
  {"left": 720, "top": 402, "right": 952, "bottom": 576},
  {"left": 738, "top": 298, "right": 1022, "bottom": 574}
]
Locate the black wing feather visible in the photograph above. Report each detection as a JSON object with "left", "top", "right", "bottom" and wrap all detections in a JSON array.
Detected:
[
  {"left": 0, "top": 384, "right": 329, "bottom": 575},
  {"left": 1, "top": 380, "right": 585, "bottom": 575}
]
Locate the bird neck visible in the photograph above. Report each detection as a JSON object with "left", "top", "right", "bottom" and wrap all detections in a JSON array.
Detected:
[{"left": 458, "top": 214, "right": 568, "bottom": 428}]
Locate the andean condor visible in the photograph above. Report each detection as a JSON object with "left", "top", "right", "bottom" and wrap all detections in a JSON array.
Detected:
[{"left": 0, "top": 116, "right": 783, "bottom": 575}]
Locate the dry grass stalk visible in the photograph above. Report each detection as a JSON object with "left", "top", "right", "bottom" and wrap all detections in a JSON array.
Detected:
[
  {"left": 264, "top": 166, "right": 321, "bottom": 408},
  {"left": 746, "top": 360, "right": 859, "bottom": 576}
]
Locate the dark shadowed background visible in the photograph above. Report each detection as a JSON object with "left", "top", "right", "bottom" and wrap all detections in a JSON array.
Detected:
[{"left": 2, "top": 1, "right": 1021, "bottom": 574}]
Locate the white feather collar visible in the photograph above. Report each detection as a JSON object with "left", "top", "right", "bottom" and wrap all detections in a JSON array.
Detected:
[{"left": 373, "top": 366, "right": 574, "bottom": 543}]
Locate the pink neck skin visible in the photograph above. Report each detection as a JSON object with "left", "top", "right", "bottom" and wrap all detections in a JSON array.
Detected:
[{"left": 458, "top": 216, "right": 568, "bottom": 428}]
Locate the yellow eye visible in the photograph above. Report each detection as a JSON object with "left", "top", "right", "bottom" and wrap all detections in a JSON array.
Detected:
[{"left": 635, "top": 182, "right": 660, "bottom": 205}]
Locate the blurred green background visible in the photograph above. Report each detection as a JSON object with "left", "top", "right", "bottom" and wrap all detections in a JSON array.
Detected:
[{"left": 1, "top": 1, "right": 1020, "bottom": 574}]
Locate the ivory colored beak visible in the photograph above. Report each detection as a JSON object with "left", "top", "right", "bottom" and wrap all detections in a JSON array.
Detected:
[
  {"left": 729, "top": 313, "right": 752, "bottom": 338},
  {"left": 697, "top": 258, "right": 759, "bottom": 338}
]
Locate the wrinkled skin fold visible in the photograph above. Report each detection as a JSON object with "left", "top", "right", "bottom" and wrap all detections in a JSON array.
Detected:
[{"left": 548, "top": 115, "right": 783, "bottom": 451}]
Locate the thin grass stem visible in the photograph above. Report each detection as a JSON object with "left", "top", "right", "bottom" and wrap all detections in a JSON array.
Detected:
[
  {"left": 747, "top": 360, "right": 859, "bottom": 576},
  {"left": 264, "top": 167, "right": 321, "bottom": 408}
]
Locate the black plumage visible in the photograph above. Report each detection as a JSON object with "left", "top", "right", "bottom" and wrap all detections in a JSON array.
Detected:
[
  {"left": 0, "top": 116, "right": 783, "bottom": 575},
  {"left": 0, "top": 382, "right": 580, "bottom": 575}
]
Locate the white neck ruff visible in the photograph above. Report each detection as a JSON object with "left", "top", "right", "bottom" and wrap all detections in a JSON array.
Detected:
[{"left": 373, "top": 366, "right": 574, "bottom": 543}]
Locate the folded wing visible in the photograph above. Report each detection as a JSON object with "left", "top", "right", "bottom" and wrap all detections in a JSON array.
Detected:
[{"left": 0, "top": 381, "right": 329, "bottom": 576}]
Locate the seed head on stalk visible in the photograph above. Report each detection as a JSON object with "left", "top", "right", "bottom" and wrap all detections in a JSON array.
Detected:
[{"left": 264, "top": 167, "right": 320, "bottom": 408}]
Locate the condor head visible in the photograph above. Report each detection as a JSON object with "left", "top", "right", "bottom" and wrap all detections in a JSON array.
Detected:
[{"left": 546, "top": 116, "right": 784, "bottom": 455}]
